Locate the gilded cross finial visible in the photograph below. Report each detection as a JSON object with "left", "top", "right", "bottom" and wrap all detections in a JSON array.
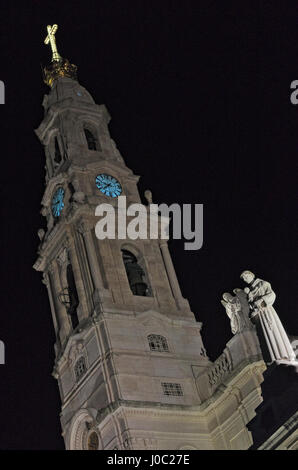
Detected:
[
  {"left": 42, "top": 24, "right": 77, "bottom": 87},
  {"left": 44, "top": 24, "right": 61, "bottom": 62}
]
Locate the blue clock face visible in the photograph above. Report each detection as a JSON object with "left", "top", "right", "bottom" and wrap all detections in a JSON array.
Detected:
[
  {"left": 52, "top": 188, "right": 65, "bottom": 217},
  {"left": 95, "top": 174, "right": 122, "bottom": 197}
]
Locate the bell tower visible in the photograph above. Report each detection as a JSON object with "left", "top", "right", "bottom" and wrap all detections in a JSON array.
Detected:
[{"left": 34, "top": 25, "right": 210, "bottom": 450}]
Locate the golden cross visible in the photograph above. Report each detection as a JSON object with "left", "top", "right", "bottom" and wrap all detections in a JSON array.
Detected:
[{"left": 44, "top": 24, "right": 61, "bottom": 62}]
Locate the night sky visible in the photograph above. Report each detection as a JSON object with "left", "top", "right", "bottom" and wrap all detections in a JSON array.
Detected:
[{"left": 0, "top": 0, "right": 297, "bottom": 449}]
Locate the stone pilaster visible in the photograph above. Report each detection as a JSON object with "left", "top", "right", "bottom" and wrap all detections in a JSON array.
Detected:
[{"left": 49, "top": 260, "right": 71, "bottom": 345}]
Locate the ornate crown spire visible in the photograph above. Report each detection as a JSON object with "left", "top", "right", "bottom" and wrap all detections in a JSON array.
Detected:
[{"left": 43, "top": 24, "right": 77, "bottom": 87}]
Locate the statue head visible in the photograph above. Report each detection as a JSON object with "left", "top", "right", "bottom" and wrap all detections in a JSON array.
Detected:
[
  {"left": 240, "top": 270, "right": 255, "bottom": 284},
  {"left": 222, "top": 292, "right": 234, "bottom": 303},
  {"left": 144, "top": 190, "right": 153, "bottom": 205}
]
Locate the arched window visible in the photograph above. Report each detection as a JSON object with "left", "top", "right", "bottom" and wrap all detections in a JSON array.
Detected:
[
  {"left": 148, "top": 334, "right": 169, "bottom": 352},
  {"left": 84, "top": 128, "right": 97, "bottom": 150},
  {"left": 122, "top": 249, "right": 149, "bottom": 296},
  {"left": 54, "top": 136, "right": 62, "bottom": 164},
  {"left": 87, "top": 432, "right": 99, "bottom": 450},
  {"left": 74, "top": 356, "right": 87, "bottom": 382}
]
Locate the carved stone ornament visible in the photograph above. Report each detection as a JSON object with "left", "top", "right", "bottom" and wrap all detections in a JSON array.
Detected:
[
  {"left": 68, "top": 341, "right": 85, "bottom": 365},
  {"left": 221, "top": 289, "right": 252, "bottom": 335},
  {"left": 38, "top": 228, "right": 45, "bottom": 241},
  {"left": 144, "top": 189, "right": 153, "bottom": 205},
  {"left": 57, "top": 247, "right": 69, "bottom": 266},
  {"left": 77, "top": 221, "right": 91, "bottom": 235},
  {"left": 42, "top": 272, "right": 49, "bottom": 286},
  {"left": 73, "top": 191, "right": 85, "bottom": 204},
  {"left": 47, "top": 261, "right": 55, "bottom": 275},
  {"left": 40, "top": 206, "right": 48, "bottom": 217}
]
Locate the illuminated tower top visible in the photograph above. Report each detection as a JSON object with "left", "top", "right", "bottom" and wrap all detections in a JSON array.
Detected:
[{"left": 43, "top": 23, "right": 77, "bottom": 87}]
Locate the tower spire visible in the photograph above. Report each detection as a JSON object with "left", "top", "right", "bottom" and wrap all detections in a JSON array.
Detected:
[{"left": 42, "top": 23, "right": 77, "bottom": 88}]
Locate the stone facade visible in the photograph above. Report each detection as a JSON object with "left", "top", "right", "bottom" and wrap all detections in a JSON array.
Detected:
[{"left": 34, "top": 71, "right": 265, "bottom": 450}]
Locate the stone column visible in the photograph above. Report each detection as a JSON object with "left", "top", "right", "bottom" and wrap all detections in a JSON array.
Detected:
[
  {"left": 159, "top": 240, "right": 184, "bottom": 308},
  {"left": 49, "top": 260, "right": 71, "bottom": 344},
  {"left": 78, "top": 223, "right": 105, "bottom": 292},
  {"left": 78, "top": 222, "right": 111, "bottom": 313},
  {"left": 42, "top": 271, "right": 60, "bottom": 348},
  {"left": 67, "top": 236, "right": 90, "bottom": 321}
]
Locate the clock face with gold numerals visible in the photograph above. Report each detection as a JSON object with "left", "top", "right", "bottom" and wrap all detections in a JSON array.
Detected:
[{"left": 95, "top": 174, "right": 122, "bottom": 197}]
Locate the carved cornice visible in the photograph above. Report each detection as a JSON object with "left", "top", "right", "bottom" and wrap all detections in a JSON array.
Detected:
[
  {"left": 35, "top": 103, "right": 110, "bottom": 144},
  {"left": 35, "top": 108, "right": 58, "bottom": 143},
  {"left": 33, "top": 256, "right": 44, "bottom": 272},
  {"left": 41, "top": 172, "right": 68, "bottom": 207},
  {"left": 95, "top": 399, "right": 204, "bottom": 427},
  {"left": 36, "top": 226, "right": 70, "bottom": 270}
]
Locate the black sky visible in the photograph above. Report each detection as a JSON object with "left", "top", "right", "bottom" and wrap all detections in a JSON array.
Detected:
[{"left": 0, "top": 0, "right": 297, "bottom": 449}]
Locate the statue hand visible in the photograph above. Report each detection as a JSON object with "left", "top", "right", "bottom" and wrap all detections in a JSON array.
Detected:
[
  {"left": 249, "top": 309, "right": 259, "bottom": 324},
  {"left": 254, "top": 299, "right": 265, "bottom": 308}
]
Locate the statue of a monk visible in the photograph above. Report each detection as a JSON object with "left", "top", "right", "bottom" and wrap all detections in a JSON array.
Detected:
[{"left": 240, "top": 270, "right": 296, "bottom": 363}]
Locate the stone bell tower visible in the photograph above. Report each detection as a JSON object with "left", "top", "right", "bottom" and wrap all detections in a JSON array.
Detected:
[{"left": 34, "top": 24, "right": 210, "bottom": 450}]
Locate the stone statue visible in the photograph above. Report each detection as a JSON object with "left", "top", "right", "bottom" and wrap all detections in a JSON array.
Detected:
[
  {"left": 37, "top": 228, "right": 45, "bottom": 241},
  {"left": 221, "top": 289, "right": 252, "bottom": 334},
  {"left": 144, "top": 190, "right": 153, "bottom": 205},
  {"left": 240, "top": 270, "right": 296, "bottom": 363}
]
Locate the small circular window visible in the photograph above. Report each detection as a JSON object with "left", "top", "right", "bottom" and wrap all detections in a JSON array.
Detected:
[{"left": 87, "top": 431, "right": 99, "bottom": 450}]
